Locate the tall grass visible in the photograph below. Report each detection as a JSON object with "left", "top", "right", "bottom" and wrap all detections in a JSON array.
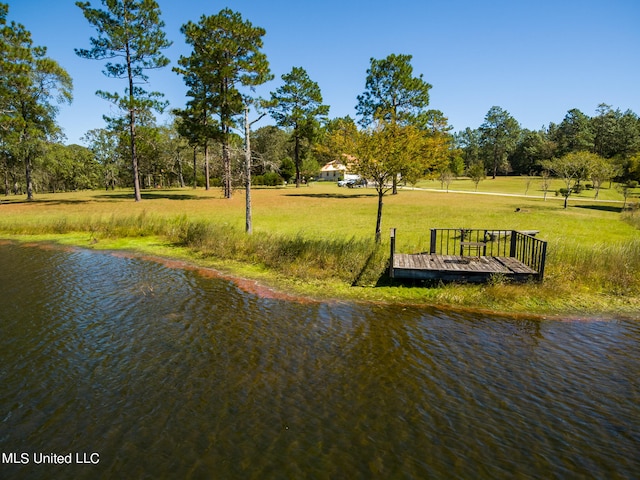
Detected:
[
  {"left": 1, "top": 184, "right": 638, "bottom": 313},
  {"left": 177, "top": 220, "right": 385, "bottom": 284},
  {"left": 4, "top": 208, "right": 639, "bottom": 299},
  {"left": 0, "top": 209, "right": 386, "bottom": 284},
  {"left": 547, "top": 239, "right": 640, "bottom": 296},
  {"left": 622, "top": 205, "right": 640, "bottom": 230}
]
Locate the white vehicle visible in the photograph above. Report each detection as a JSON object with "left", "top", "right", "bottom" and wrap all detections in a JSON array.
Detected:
[{"left": 338, "top": 174, "right": 361, "bottom": 187}]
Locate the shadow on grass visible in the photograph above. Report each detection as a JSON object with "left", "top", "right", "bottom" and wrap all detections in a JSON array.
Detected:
[
  {"left": 99, "top": 192, "right": 205, "bottom": 201},
  {"left": 286, "top": 192, "right": 375, "bottom": 199},
  {"left": 574, "top": 204, "right": 623, "bottom": 213},
  {"left": 1, "top": 190, "right": 206, "bottom": 205},
  {"left": 1, "top": 198, "right": 91, "bottom": 206}
]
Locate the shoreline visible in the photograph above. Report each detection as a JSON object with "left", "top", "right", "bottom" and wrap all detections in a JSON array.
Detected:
[{"left": 2, "top": 236, "right": 636, "bottom": 322}]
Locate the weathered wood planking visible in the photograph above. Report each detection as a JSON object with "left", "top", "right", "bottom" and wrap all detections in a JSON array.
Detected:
[{"left": 392, "top": 253, "right": 538, "bottom": 282}]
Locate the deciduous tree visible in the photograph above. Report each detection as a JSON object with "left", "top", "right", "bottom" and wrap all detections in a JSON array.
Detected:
[
  {"left": 349, "top": 120, "right": 429, "bottom": 243},
  {"left": 587, "top": 154, "right": 618, "bottom": 199},
  {"left": 467, "top": 161, "right": 486, "bottom": 191},
  {"left": 82, "top": 127, "right": 121, "bottom": 190},
  {"left": 356, "top": 53, "right": 433, "bottom": 194},
  {"left": 1, "top": 3, "right": 72, "bottom": 200},
  {"left": 540, "top": 151, "right": 592, "bottom": 208}
]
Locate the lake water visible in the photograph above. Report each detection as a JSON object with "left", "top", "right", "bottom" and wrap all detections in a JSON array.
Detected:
[{"left": 0, "top": 242, "right": 638, "bottom": 479}]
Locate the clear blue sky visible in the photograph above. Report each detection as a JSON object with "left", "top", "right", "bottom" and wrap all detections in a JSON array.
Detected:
[{"left": 7, "top": 0, "right": 640, "bottom": 145}]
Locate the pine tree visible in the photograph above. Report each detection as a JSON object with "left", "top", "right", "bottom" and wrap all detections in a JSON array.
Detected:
[
  {"left": 269, "top": 67, "right": 329, "bottom": 188},
  {"left": 76, "top": 0, "right": 171, "bottom": 201},
  {"left": 175, "top": 9, "right": 271, "bottom": 199}
]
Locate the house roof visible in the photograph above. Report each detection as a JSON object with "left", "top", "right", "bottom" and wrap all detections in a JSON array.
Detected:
[{"left": 320, "top": 161, "right": 347, "bottom": 172}]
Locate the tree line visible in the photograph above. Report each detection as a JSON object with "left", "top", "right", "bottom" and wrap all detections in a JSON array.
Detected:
[
  {"left": 455, "top": 104, "right": 640, "bottom": 180},
  {"left": 2, "top": 1, "right": 639, "bottom": 237}
]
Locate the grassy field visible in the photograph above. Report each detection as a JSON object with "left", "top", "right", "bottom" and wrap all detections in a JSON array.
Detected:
[
  {"left": 1, "top": 179, "right": 639, "bottom": 318},
  {"left": 416, "top": 175, "right": 626, "bottom": 201}
]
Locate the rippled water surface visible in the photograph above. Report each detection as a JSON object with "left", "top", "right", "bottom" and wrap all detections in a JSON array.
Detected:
[{"left": 0, "top": 243, "right": 638, "bottom": 479}]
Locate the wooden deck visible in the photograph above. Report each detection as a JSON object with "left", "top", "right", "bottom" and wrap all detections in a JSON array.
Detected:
[
  {"left": 392, "top": 253, "right": 538, "bottom": 283},
  {"left": 389, "top": 228, "right": 547, "bottom": 283}
]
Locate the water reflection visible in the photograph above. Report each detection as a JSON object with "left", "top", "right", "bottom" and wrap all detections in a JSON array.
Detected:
[{"left": 0, "top": 243, "right": 638, "bottom": 479}]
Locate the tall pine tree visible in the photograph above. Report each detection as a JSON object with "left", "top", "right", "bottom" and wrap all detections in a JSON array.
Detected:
[
  {"left": 269, "top": 67, "right": 328, "bottom": 188},
  {"left": 76, "top": 0, "right": 171, "bottom": 201},
  {"left": 175, "top": 9, "right": 271, "bottom": 199}
]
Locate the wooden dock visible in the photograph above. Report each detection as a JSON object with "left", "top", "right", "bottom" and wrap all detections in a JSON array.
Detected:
[
  {"left": 390, "top": 228, "right": 547, "bottom": 283},
  {"left": 392, "top": 253, "right": 538, "bottom": 282}
]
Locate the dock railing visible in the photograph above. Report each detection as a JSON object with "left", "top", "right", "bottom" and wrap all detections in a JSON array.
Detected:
[{"left": 429, "top": 228, "right": 548, "bottom": 280}]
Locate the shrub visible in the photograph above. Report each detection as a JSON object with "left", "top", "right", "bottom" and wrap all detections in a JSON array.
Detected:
[{"left": 254, "top": 172, "right": 283, "bottom": 186}]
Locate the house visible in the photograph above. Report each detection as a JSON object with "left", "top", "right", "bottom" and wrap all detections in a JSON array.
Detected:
[{"left": 318, "top": 160, "right": 347, "bottom": 181}]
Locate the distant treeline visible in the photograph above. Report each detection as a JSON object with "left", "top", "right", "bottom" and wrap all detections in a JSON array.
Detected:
[
  {"left": 3, "top": 103, "right": 639, "bottom": 196},
  {"left": 2, "top": 0, "right": 638, "bottom": 197},
  {"left": 453, "top": 104, "right": 640, "bottom": 181}
]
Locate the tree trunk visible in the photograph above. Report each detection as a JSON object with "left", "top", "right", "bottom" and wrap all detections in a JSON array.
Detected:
[
  {"left": 25, "top": 156, "right": 34, "bottom": 201},
  {"left": 223, "top": 136, "right": 231, "bottom": 198},
  {"left": 125, "top": 38, "right": 142, "bottom": 202},
  {"left": 375, "top": 189, "right": 384, "bottom": 243},
  {"left": 294, "top": 133, "right": 301, "bottom": 188},
  {"left": 193, "top": 146, "right": 197, "bottom": 189},
  {"left": 244, "top": 107, "right": 252, "bottom": 234},
  {"left": 204, "top": 141, "right": 210, "bottom": 190},
  {"left": 129, "top": 113, "right": 141, "bottom": 201},
  {"left": 176, "top": 155, "right": 185, "bottom": 188}
]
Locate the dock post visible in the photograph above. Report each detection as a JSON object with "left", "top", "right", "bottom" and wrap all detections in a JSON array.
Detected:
[
  {"left": 538, "top": 241, "right": 548, "bottom": 281},
  {"left": 430, "top": 228, "right": 437, "bottom": 254},
  {"left": 509, "top": 230, "right": 518, "bottom": 257},
  {"left": 389, "top": 228, "right": 396, "bottom": 278}
]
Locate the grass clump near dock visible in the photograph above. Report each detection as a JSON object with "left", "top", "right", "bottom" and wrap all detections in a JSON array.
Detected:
[{"left": 0, "top": 179, "right": 638, "bottom": 317}]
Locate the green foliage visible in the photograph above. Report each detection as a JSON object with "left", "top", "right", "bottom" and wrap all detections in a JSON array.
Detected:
[
  {"left": 279, "top": 158, "right": 295, "bottom": 183},
  {"left": 466, "top": 161, "right": 486, "bottom": 190},
  {"left": 592, "top": 104, "right": 640, "bottom": 159},
  {"left": 448, "top": 151, "right": 465, "bottom": 177},
  {"left": 1, "top": 2, "right": 73, "bottom": 200},
  {"left": 356, "top": 53, "right": 432, "bottom": 128},
  {"left": 552, "top": 108, "right": 594, "bottom": 156},
  {"left": 253, "top": 172, "right": 283, "bottom": 186},
  {"left": 479, "top": 106, "right": 520, "bottom": 178},
  {"left": 76, "top": 0, "right": 172, "bottom": 201},
  {"left": 252, "top": 125, "right": 290, "bottom": 174},
  {"left": 510, "top": 129, "right": 556, "bottom": 174},
  {"left": 82, "top": 128, "right": 122, "bottom": 189},
  {"left": 617, "top": 180, "right": 640, "bottom": 209},
  {"left": 175, "top": 8, "right": 272, "bottom": 198},
  {"left": 269, "top": 66, "right": 328, "bottom": 187},
  {"left": 75, "top": 0, "right": 171, "bottom": 92},
  {"left": 459, "top": 104, "right": 640, "bottom": 179},
  {"left": 540, "top": 151, "right": 599, "bottom": 208},
  {"left": 349, "top": 120, "right": 430, "bottom": 242}
]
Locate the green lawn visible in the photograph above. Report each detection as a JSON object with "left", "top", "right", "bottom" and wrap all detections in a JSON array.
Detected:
[
  {"left": 415, "top": 176, "right": 626, "bottom": 201},
  {"left": 0, "top": 179, "right": 638, "bottom": 317}
]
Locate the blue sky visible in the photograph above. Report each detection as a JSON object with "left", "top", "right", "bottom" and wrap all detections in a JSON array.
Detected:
[{"left": 7, "top": 0, "right": 640, "bottom": 145}]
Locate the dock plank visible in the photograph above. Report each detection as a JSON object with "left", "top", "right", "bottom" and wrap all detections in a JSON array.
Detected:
[{"left": 392, "top": 253, "right": 538, "bottom": 282}]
